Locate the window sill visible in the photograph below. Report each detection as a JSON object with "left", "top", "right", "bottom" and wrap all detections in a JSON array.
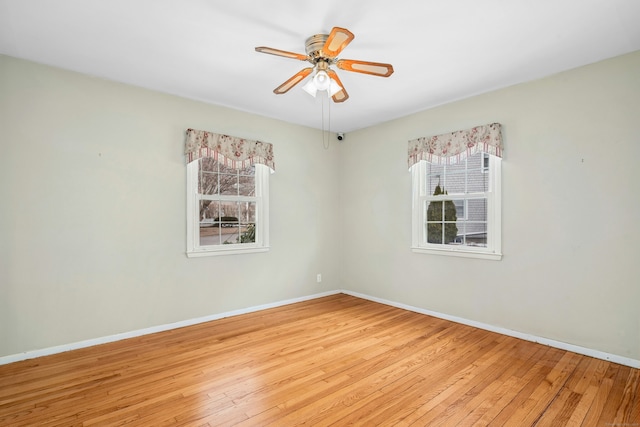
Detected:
[
  {"left": 187, "top": 246, "right": 270, "bottom": 258},
  {"left": 411, "top": 246, "right": 502, "bottom": 261}
]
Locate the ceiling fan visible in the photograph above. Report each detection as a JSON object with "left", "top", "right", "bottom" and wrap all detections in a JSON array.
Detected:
[{"left": 255, "top": 27, "right": 394, "bottom": 103}]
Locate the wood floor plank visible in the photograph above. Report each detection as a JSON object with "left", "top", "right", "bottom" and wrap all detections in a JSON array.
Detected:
[
  {"left": 596, "top": 364, "right": 633, "bottom": 425},
  {"left": 457, "top": 343, "right": 550, "bottom": 425},
  {"left": 0, "top": 294, "right": 637, "bottom": 426},
  {"left": 408, "top": 339, "right": 522, "bottom": 426},
  {"left": 610, "top": 367, "right": 640, "bottom": 425}
]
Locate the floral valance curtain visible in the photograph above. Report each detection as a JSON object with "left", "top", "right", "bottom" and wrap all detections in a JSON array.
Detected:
[
  {"left": 185, "top": 128, "right": 275, "bottom": 171},
  {"left": 408, "top": 123, "right": 503, "bottom": 168}
]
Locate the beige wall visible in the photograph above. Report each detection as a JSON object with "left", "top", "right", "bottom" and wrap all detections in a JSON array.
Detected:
[
  {"left": 2, "top": 51, "right": 639, "bottom": 362},
  {"left": 0, "top": 55, "right": 341, "bottom": 357},
  {"left": 339, "top": 50, "right": 640, "bottom": 360}
]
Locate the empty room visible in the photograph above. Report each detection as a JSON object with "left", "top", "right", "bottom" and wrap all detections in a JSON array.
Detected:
[{"left": 1, "top": 1, "right": 639, "bottom": 425}]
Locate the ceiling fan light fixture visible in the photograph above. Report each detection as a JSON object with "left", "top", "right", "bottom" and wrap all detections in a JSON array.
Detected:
[
  {"left": 313, "top": 70, "right": 331, "bottom": 91},
  {"left": 303, "top": 69, "right": 341, "bottom": 98},
  {"left": 302, "top": 79, "right": 318, "bottom": 97}
]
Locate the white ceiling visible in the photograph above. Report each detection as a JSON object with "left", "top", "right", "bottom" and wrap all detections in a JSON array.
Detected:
[{"left": 1, "top": 0, "right": 639, "bottom": 133}]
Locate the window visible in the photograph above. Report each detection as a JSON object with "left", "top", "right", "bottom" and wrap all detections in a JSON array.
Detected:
[
  {"left": 187, "top": 158, "right": 269, "bottom": 256},
  {"left": 408, "top": 123, "right": 503, "bottom": 260},
  {"left": 184, "top": 128, "right": 274, "bottom": 257},
  {"left": 411, "top": 152, "right": 501, "bottom": 259}
]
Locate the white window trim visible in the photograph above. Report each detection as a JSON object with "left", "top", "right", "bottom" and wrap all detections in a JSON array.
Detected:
[
  {"left": 411, "top": 156, "right": 502, "bottom": 261},
  {"left": 186, "top": 161, "right": 270, "bottom": 257}
]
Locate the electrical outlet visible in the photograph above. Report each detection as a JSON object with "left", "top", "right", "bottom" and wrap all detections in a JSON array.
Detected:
[{"left": 317, "top": 274, "right": 322, "bottom": 283}]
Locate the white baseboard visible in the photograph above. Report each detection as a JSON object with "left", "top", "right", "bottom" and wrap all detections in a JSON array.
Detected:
[
  {"left": 2, "top": 289, "right": 638, "bottom": 369},
  {"left": 0, "top": 290, "right": 340, "bottom": 366},
  {"left": 342, "top": 290, "right": 640, "bottom": 369}
]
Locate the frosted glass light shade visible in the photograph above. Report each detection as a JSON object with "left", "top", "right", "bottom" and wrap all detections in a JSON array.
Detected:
[
  {"left": 302, "top": 79, "right": 318, "bottom": 97},
  {"left": 328, "top": 79, "right": 341, "bottom": 97},
  {"left": 313, "top": 70, "right": 330, "bottom": 91}
]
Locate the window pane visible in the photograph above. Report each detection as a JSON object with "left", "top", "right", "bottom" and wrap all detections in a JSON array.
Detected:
[
  {"left": 200, "top": 157, "right": 218, "bottom": 172},
  {"left": 199, "top": 159, "right": 219, "bottom": 195},
  {"left": 200, "top": 200, "right": 219, "bottom": 246},
  {"left": 199, "top": 172, "right": 217, "bottom": 195},
  {"left": 426, "top": 163, "right": 444, "bottom": 196},
  {"left": 466, "top": 152, "right": 482, "bottom": 170},
  {"left": 221, "top": 226, "right": 241, "bottom": 245},
  {"left": 200, "top": 226, "right": 220, "bottom": 246},
  {"left": 468, "top": 174, "right": 489, "bottom": 193},
  {"left": 463, "top": 198, "right": 488, "bottom": 247},
  {"left": 468, "top": 168, "right": 489, "bottom": 193},
  {"left": 218, "top": 201, "right": 239, "bottom": 222},
  {"left": 237, "top": 201, "right": 256, "bottom": 243},
  {"left": 444, "top": 161, "right": 466, "bottom": 194},
  {"left": 464, "top": 222, "right": 487, "bottom": 247},
  {"left": 238, "top": 174, "right": 255, "bottom": 196},
  {"left": 453, "top": 199, "right": 465, "bottom": 220},
  {"left": 214, "top": 162, "right": 239, "bottom": 196},
  {"left": 426, "top": 199, "right": 443, "bottom": 221},
  {"left": 468, "top": 153, "right": 489, "bottom": 192},
  {"left": 426, "top": 220, "right": 459, "bottom": 244},
  {"left": 238, "top": 165, "right": 255, "bottom": 177},
  {"left": 467, "top": 198, "right": 487, "bottom": 222},
  {"left": 200, "top": 200, "right": 218, "bottom": 224},
  {"left": 219, "top": 173, "right": 239, "bottom": 195},
  {"left": 217, "top": 162, "right": 237, "bottom": 175},
  {"left": 238, "top": 201, "right": 256, "bottom": 225},
  {"left": 425, "top": 220, "right": 441, "bottom": 244}
]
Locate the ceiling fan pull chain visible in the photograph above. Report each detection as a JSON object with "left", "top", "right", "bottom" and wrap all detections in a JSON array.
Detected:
[{"left": 321, "top": 94, "right": 330, "bottom": 150}]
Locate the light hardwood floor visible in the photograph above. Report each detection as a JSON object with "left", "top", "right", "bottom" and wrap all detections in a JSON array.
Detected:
[{"left": 0, "top": 294, "right": 638, "bottom": 426}]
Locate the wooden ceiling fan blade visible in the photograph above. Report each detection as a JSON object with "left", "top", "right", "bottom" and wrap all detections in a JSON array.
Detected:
[
  {"left": 273, "top": 67, "right": 314, "bottom": 94},
  {"left": 327, "top": 70, "right": 349, "bottom": 103},
  {"left": 336, "top": 59, "right": 394, "bottom": 77},
  {"left": 255, "top": 46, "right": 308, "bottom": 61},
  {"left": 322, "top": 27, "right": 354, "bottom": 58}
]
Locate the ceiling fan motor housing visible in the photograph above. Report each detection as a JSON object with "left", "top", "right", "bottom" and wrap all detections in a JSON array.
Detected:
[{"left": 305, "top": 34, "right": 330, "bottom": 63}]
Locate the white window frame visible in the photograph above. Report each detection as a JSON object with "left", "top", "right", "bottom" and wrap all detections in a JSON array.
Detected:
[
  {"left": 186, "top": 160, "right": 270, "bottom": 257},
  {"left": 411, "top": 154, "right": 502, "bottom": 260}
]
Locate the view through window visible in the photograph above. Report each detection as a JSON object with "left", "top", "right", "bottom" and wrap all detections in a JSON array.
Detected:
[
  {"left": 198, "top": 158, "right": 257, "bottom": 246},
  {"left": 187, "top": 157, "right": 269, "bottom": 257},
  {"left": 425, "top": 152, "right": 489, "bottom": 247},
  {"left": 412, "top": 151, "right": 501, "bottom": 259}
]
